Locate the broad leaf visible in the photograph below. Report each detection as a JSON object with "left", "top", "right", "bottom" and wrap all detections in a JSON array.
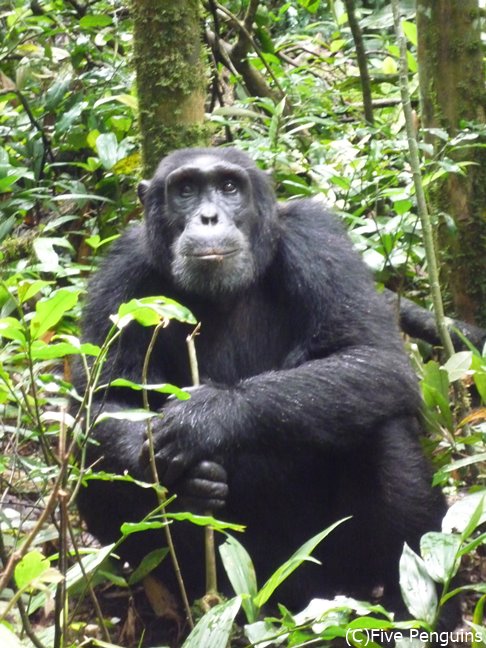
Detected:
[
  {"left": 30, "top": 289, "right": 79, "bottom": 339},
  {"left": 182, "top": 596, "right": 241, "bottom": 648},
  {"left": 219, "top": 535, "right": 258, "bottom": 622},
  {"left": 420, "top": 532, "right": 461, "bottom": 583},
  {"left": 399, "top": 543, "right": 437, "bottom": 624}
]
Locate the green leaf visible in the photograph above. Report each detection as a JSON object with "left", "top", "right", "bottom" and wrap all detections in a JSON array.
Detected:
[
  {"left": 30, "top": 289, "right": 79, "bottom": 339},
  {"left": 244, "top": 620, "right": 281, "bottom": 648},
  {"left": 393, "top": 199, "right": 413, "bottom": 215},
  {"left": 330, "top": 38, "right": 346, "bottom": 53},
  {"left": 95, "top": 409, "right": 160, "bottom": 423},
  {"left": 33, "top": 237, "right": 73, "bottom": 270},
  {"left": 96, "top": 132, "right": 119, "bottom": 170},
  {"left": 17, "top": 280, "right": 50, "bottom": 304},
  {"left": 459, "top": 531, "right": 486, "bottom": 558},
  {"left": 57, "top": 102, "right": 88, "bottom": 133},
  {"left": 0, "top": 623, "right": 24, "bottom": 648},
  {"left": 65, "top": 544, "right": 116, "bottom": 590},
  {"left": 420, "top": 532, "right": 461, "bottom": 583},
  {"left": 297, "top": 0, "right": 321, "bottom": 13},
  {"left": 27, "top": 545, "right": 117, "bottom": 615},
  {"left": 128, "top": 548, "right": 169, "bottom": 585},
  {"left": 30, "top": 340, "right": 99, "bottom": 360},
  {"left": 14, "top": 550, "right": 50, "bottom": 590},
  {"left": 421, "top": 361, "right": 453, "bottom": 430},
  {"left": 0, "top": 317, "right": 25, "bottom": 343},
  {"left": 120, "top": 521, "right": 166, "bottom": 536},
  {"left": 113, "top": 296, "right": 196, "bottom": 329},
  {"left": 254, "top": 517, "right": 349, "bottom": 607},
  {"left": 402, "top": 20, "right": 417, "bottom": 46},
  {"left": 167, "top": 512, "right": 244, "bottom": 533},
  {"left": 108, "top": 378, "right": 190, "bottom": 400},
  {"left": 399, "top": 543, "right": 438, "bottom": 624},
  {"left": 95, "top": 93, "right": 139, "bottom": 112},
  {"left": 442, "top": 351, "right": 473, "bottom": 383},
  {"left": 181, "top": 596, "right": 241, "bottom": 648},
  {"left": 85, "top": 234, "right": 119, "bottom": 250},
  {"left": 407, "top": 50, "right": 417, "bottom": 73},
  {"left": 219, "top": 535, "right": 258, "bottom": 622},
  {"left": 80, "top": 14, "right": 112, "bottom": 28},
  {"left": 382, "top": 56, "right": 398, "bottom": 75},
  {"left": 442, "top": 491, "right": 486, "bottom": 535},
  {"left": 471, "top": 355, "right": 486, "bottom": 403},
  {"left": 0, "top": 214, "right": 16, "bottom": 239}
]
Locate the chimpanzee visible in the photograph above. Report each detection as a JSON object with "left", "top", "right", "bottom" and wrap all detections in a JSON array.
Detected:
[{"left": 76, "top": 147, "right": 455, "bottom": 622}]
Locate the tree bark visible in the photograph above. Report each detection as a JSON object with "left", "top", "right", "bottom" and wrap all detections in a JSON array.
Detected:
[
  {"left": 132, "top": 0, "right": 207, "bottom": 177},
  {"left": 417, "top": 0, "right": 486, "bottom": 327}
]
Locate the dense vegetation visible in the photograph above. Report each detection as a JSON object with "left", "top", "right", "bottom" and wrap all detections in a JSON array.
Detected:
[{"left": 0, "top": 1, "right": 485, "bottom": 647}]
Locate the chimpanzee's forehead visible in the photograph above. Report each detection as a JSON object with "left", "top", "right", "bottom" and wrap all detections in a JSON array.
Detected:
[
  {"left": 188, "top": 154, "right": 219, "bottom": 170},
  {"left": 179, "top": 154, "right": 244, "bottom": 173},
  {"left": 167, "top": 155, "right": 248, "bottom": 182}
]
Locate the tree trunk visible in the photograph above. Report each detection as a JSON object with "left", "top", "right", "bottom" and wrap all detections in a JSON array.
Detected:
[
  {"left": 132, "top": 0, "right": 207, "bottom": 177},
  {"left": 416, "top": 0, "right": 486, "bottom": 327}
]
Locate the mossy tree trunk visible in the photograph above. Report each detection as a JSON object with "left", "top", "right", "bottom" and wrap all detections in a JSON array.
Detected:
[
  {"left": 417, "top": 0, "right": 486, "bottom": 327},
  {"left": 132, "top": 0, "right": 208, "bottom": 178}
]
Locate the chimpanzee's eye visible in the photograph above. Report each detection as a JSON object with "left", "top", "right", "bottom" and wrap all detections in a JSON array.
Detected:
[
  {"left": 221, "top": 179, "right": 237, "bottom": 194},
  {"left": 179, "top": 182, "right": 195, "bottom": 198}
]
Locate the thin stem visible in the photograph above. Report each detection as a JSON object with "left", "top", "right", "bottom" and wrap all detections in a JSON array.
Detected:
[
  {"left": 141, "top": 322, "right": 195, "bottom": 629},
  {"left": 391, "top": 0, "right": 455, "bottom": 359},
  {"left": 186, "top": 325, "right": 218, "bottom": 598}
]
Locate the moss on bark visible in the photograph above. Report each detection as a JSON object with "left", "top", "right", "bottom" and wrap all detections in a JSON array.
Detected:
[
  {"left": 417, "top": 0, "right": 486, "bottom": 327},
  {"left": 132, "top": 0, "right": 208, "bottom": 177}
]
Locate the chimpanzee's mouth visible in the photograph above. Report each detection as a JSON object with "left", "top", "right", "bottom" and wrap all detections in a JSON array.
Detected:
[{"left": 189, "top": 249, "right": 240, "bottom": 261}]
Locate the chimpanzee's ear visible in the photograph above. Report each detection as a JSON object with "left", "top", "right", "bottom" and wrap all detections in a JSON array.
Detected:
[{"left": 137, "top": 180, "right": 150, "bottom": 205}]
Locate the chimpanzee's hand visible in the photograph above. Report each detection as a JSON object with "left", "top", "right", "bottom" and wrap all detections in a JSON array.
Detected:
[
  {"left": 139, "top": 385, "right": 228, "bottom": 486},
  {"left": 176, "top": 461, "right": 228, "bottom": 513}
]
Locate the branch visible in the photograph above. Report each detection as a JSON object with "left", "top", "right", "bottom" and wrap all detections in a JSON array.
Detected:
[
  {"left": 206, "top": 29, "right": 280, "bottom": 101},
  {"left": 243, "top": 0, "right": 260, "bottom": 35},
  {"left": 343, "top": 0, "right": 374, "bottom": 125},
  {"left": 209, "top": 1, "right": 285, "bottom": 99}
]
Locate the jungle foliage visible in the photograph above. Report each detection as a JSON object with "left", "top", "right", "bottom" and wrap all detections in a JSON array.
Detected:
[{"left": 0, "top": 1, "right": 485, "bottom": 647}]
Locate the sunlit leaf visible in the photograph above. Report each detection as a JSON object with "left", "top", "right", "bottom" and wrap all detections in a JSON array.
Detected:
[
  {"left": 14, "top": 551, "right": 50, "bottom": 590},
  {"left": 442, "top": 492, "right": 486, "bottom": 535},
  {"left": 442, "top": 351, "right": 473, "bottom": 382},
  {"left": 96, "top": 132, "right": 119, "bottom": 170},
  {"left": 108, "top": 378, "right": 190, "bottom": 400},
  {"left": 181, "top": 596, "right": 241, "bottom": 648},
  {"left": 30, "top": 289, "right": 79, "bottom": 339},
  {"left": 80, "top": 15, "right": 112, "bottom": 28},
  {"left": 30, "top": 340, "right": 99, "bottom": 360},
  {"left": 0, "top": 317, "right": 25, "bottom": 343},
  {"left": 167, "top": 512, "right": 244, "bottom": 532},
  {"left": 399, "top": 543, "right": 437, "bottom": 624},
  {"left": 95, "top": 409, "right": 160, "bottom": 423},
  {"left": 402, "top": 20, "right": 417, "bottom": 46},
  {"left": 420, "top": 532, "right": 461, "bottom": 583},
  {"left": 113, "top": 296, "right": 196, "bottom": 329}
]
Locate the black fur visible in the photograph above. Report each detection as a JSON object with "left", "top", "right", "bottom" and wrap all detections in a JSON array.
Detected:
[{"left": 76, "top": 147, "right": 453, "bottom": 619}]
